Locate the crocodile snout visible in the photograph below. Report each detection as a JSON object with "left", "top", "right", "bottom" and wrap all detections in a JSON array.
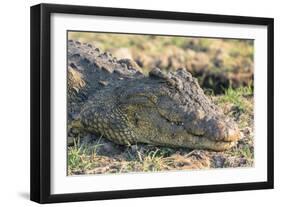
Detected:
[
  {"left": 224, "top": 124, "right": 241, "bottom": 142},
  {"left": 204, "top": 117, "right": 241, "bottom": 142},
  {"left": 183, "top": 109, "right": 241, "bottom": 144}
]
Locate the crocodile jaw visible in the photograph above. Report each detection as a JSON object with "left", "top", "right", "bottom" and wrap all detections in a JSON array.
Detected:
[
  {"left": 180, "top": 112, "right": 241, "bottom": 151},
  {"left": 183, "top": 115, "right": 241, "bottom": 142},
  {"left": 182, "top": 123, "right": 241, "bottom": 151}
]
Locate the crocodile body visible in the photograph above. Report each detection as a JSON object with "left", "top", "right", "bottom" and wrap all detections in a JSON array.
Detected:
[{"left": 67, "top": 40, "right": 241, "bottom": 151}]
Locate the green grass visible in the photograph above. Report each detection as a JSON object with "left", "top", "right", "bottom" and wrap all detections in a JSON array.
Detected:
[
  {"left": 240, "top": 145, "right": 254, "bottom": 159},
  {"left": 223, "top": 141, "right": 254, "bottom": 168},
  {"left": 68, "top": 144, "right": 92, "bottom": 174},
  {"left": 68, "top": 141, "right": 176, "bottom": 174},
  {"left": 126, "top": 146, "right": 172, "bottom": 172},
  {"left": 67, "top": 137, "right": 104, "bottom": 175},
  {"left": 137, "top": 149, "right": 165, "bottom": 172},
  {"left": 229, "top": 143, "right": 253, "bottom": 160},
  {"left": 218, "top": 85, "right": 253, "bottom": 112}
]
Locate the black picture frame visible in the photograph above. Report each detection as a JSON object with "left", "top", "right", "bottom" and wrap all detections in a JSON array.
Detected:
[{"left": 30, "top": 3, "right": 274, "bottom": 204}]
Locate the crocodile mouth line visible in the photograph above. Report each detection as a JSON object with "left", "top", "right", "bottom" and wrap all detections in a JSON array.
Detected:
[{"left": 158, "top": 111, "right": 238, "bottom": 148}]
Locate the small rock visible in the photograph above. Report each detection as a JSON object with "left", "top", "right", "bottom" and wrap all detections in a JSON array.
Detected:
[{"left": 212, "top": 155, "right": 225, "bottom": 168}]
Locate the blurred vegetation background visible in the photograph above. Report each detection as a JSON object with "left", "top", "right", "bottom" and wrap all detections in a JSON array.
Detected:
[{"left": 69, "top": 31, "right": 254, "bottom": 94}]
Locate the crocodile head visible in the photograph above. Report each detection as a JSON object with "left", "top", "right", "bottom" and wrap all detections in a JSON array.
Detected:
[{"left": 116, "top": 68, "right": 241, "bottom": 151}]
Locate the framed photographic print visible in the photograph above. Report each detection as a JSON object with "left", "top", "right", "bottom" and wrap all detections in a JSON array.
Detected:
[{"left": 30, "top": 3, "right": 274, "bottom": 203}]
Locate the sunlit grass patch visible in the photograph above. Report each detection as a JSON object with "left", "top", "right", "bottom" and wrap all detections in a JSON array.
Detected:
[
  {"left": 67, "top": 137, "right": 104, "bottom": 175},
  {"left": 137, "top": 149, "right": 167, "bottom": 172},
  {"left": 217, "top": 85, "right": 253, "bottom": 112},
  {"left": 68, "top": 145, "right": 92, "bottom": 175}
]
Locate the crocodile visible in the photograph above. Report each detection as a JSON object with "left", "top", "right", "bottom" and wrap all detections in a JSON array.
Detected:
[{"left": 67, "top": 40, "right": 241, "bottom": 151}]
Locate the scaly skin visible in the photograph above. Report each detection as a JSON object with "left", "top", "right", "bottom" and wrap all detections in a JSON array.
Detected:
[{"left": 67, "top": 40, "right": 241, "bottom": 151}]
